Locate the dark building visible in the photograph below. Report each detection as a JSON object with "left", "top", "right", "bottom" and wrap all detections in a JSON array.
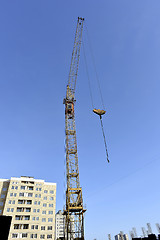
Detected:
[
  {"left": 148, "top": 234, "right": 157, "bottom": 240},
  {"left": 133, "top": 235, "right": 157, "bottom": 240},
  {"left": 0, "top": 215, "right": 12, "bottom": 240}
]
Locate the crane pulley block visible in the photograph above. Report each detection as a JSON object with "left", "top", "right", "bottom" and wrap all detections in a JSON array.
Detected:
[{"left": 93, "top": 108, "right": 106, "bottom": 117}]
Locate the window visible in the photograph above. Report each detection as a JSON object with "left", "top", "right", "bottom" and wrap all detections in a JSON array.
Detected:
[
  {"left": 21, "top": 181, "right": 28, "bottom": 184},
  {"left": 40, "top": 235, "right": 45, "bottom": 239},
  {"left": 36, "top": 217, "right": 39, "bottom": 220},
  {"left": 68, "top": 103, "right": 72, "bottom": 109},
  {"left": 23, "top": 224, "right": 29, "bottom": 229},
  {"left": 39, "top": 188, "right": 42, "bottom": 191},
  {"left": 36, "top": 188, "right": 38, "bottom": 191},
  {"left": 26, "top": 208, "right": 31, "bottom": 212},
  {"left": 10, "top": 193, "right": 13, "bottom": 196},
  {"left": 49, "top": 204, "right": 53, "bottom": 207},
  {"left": 39, "top": 194, "right": 41, "bottom": 198},
  {"left": 41, "top": 226, "right": 45, "bottom": 230},
  {"left": 38, "top": 201, "right": 40, "bottom": 205},
  {"left": 12, "top": 233, "right": 18, "bottom": 238},
  {"left": 43, "top": 203, "right": 47, "bottom": 207},
  {"left": 18, "top": 200, "right": 23, "bottom": 204},
  {"left": 27, "top": 200, "right": 32, "bottom": 204},
  {"left": 35, "top": 225, "right": 38, "bottom": 229},
  {"left": 12, "top": 186, "right": 14, "bottom": 189},
  {"left": 25, "top": 216, "right": 30, "bottom": 220},
  {"left": 35, "top": 194, "right": 38, "bottom": 198},
  {"left": 32, "top": 217, "right": 35, "bottom": 220},
  {"left": 44, "top": 190, "right": 48, "bottom": 193},
  {"left": 48, "top": 226, "right": 52, "bottom": 230},
  {"left": 2, "top": 187, "right": 7, "bottom": 191},
  {"left": 47, "top": 235, "right": 52, "bottom": 239},
  {"left": 50, "top": 190, "right": 54, "bottom": 194},
  {"left": 48, "top": 218, "right": 53, "bottom": 222},
  {"left": 42, "top": 210, "right": 46, "bottom": 214},
  {"left": 29, "top": 186, "right": 33, "bottom": 190},
  {"left": 17, "top": 208, "right": 22, "bottom": 212},
  {"left": 7, "top": 208, "right": 10, "bottom": 212},
  {"left": 22, "top": 233, "right": 27, "bottom": 238},
  {"left": 8, "top": 200, "right": 12, "bottom": 204},
  {"left": 14, "top": 224, "right": 19, "bottom": 229},
  {"left": 11, "top": 208, "right": 14, "bottom": 212},
  {"left": 31, "top": 234, "right": 37, "bottom": 238},
  {"left": 48, "top": 211, "right": 53, "bottom": 214},
  {"left": 0, "top": 209, "right": 2, "bottom": 213},
  {"left": 0, "top": 202, "right": 3, "bottom": 206},
  {"left": 12, "top": 200, "right": 15, "bottom": 204},
  {"left": 50, "top": 197, "right": 54, "bottom": 201},
  {"left": 34, "top": 201, "right": 37, "bottom": 205},
  {"left": 19, "top": 193, "right": 24, "bottom": 197},
  {"left": 44, "top": 197, "right": 47, "bottom": 200},
  {"left": 42, "top": 218, "right": 46, "bottom": 222},
  {"left": 15, "top": 216, "right": 21, "bottom": 220},
  {"left": 14, "top": 193, "right": 17, "bottom": 197},
  {"left": 21, "top": 186, "right": 25, "bottom": 190},
  {"left": 31, "top": 225, "right": 34, "bottom": 229},
  {"left": 1, "top": 194, "right": 5, "bottom": 198},
  {"left": 28, "top": 193, "right": 33, "bottom": 197},
  {"left": 33, "top": 208, "right": 40, "bottom": 213},
  {"left": 15, "top": 186, "right": 18, "bottom": 190}
]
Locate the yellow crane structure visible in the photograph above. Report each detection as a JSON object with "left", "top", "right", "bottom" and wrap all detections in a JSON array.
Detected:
[
  {"left": 63, "top": 17, "right": 109, "bottom": 240},
  {"left": 63, "top": 17, "right": 86, "bottom": 240}
]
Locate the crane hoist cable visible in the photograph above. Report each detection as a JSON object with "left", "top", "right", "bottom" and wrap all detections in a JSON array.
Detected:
[
  {"left": 84, "top": 22, "right": 105, "bottom": 110},
  {"left": 82, "top": 23, "right": 110, "bottom": 163},
  {"left": 82, "top": 39, "right": 94, "bottom": 109},
  {"left": 100, "top": 115, "right": 109, "bottom": 163}
]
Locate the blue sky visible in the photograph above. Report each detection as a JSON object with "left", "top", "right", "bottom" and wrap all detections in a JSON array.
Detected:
[{"left": 0, "top": 0, "right": 160, "bottom": 239}]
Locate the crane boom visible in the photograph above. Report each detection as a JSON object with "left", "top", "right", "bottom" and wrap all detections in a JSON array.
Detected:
[
  {"left": 67, "top": 17, "right": 84, "bottom": 100},
  {"left": 63, "top": 17, "right": 86, "bottom": 240}
]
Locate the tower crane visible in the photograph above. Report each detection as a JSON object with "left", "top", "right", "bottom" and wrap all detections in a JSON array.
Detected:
[
  {"left": 141, "top": 227, "right": 147, "bottom": 237},
  {"left": 147, "top": 223, "right": 152, "bottom": 235},
  {"left": 63, "top": 17, "right": 86, "bottom": 240},
  {"left": 156, "top": 223, "right": 160, "bottom": 234}
]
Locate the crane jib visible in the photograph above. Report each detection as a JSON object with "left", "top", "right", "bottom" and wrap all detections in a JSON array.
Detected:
[{"left": 67, "top": 18, "right": 84, "bottom": 100}]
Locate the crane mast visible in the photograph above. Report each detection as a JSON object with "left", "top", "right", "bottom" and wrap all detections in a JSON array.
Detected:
[{"left": 63, "top": 17, "right": 86, "bottom": 240}]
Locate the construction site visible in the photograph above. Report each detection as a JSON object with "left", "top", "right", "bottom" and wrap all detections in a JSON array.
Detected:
[{"left": 0, "top": 1, "right": 160, "bottom": 240}]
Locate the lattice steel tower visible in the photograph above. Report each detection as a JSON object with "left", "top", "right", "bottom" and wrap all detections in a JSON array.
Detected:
[{"left": 63, "top": 17, "right": 86, "bottom": 240}]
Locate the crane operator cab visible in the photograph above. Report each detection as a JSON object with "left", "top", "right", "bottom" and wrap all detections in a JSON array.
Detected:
[{"left": 64, "top": 101, "right": 74, "bottom": 119}]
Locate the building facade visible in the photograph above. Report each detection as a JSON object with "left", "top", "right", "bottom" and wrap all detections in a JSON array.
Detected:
[
  {"left": 0, "top": 176, "right": 56, "bottom": 239},
  {"left": 55, "top": 210, "right": 64, "bottom": 239},
  {"left": 115, "top": 233, "right": 129, "bottom": 240},
  {"left": 55, "top": 210, "right": 75, "bottom": 240}
]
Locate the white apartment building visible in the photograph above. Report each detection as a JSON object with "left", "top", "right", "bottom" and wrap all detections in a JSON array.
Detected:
[
  {"left": 55, "top": 210, "right": 64, "bottom": 239},
  {"left": 55, "top": 210, "right": 75, "bottom": 240},
  {"left": 0, "top": 176, "right": 56, "bottom": 239}
]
